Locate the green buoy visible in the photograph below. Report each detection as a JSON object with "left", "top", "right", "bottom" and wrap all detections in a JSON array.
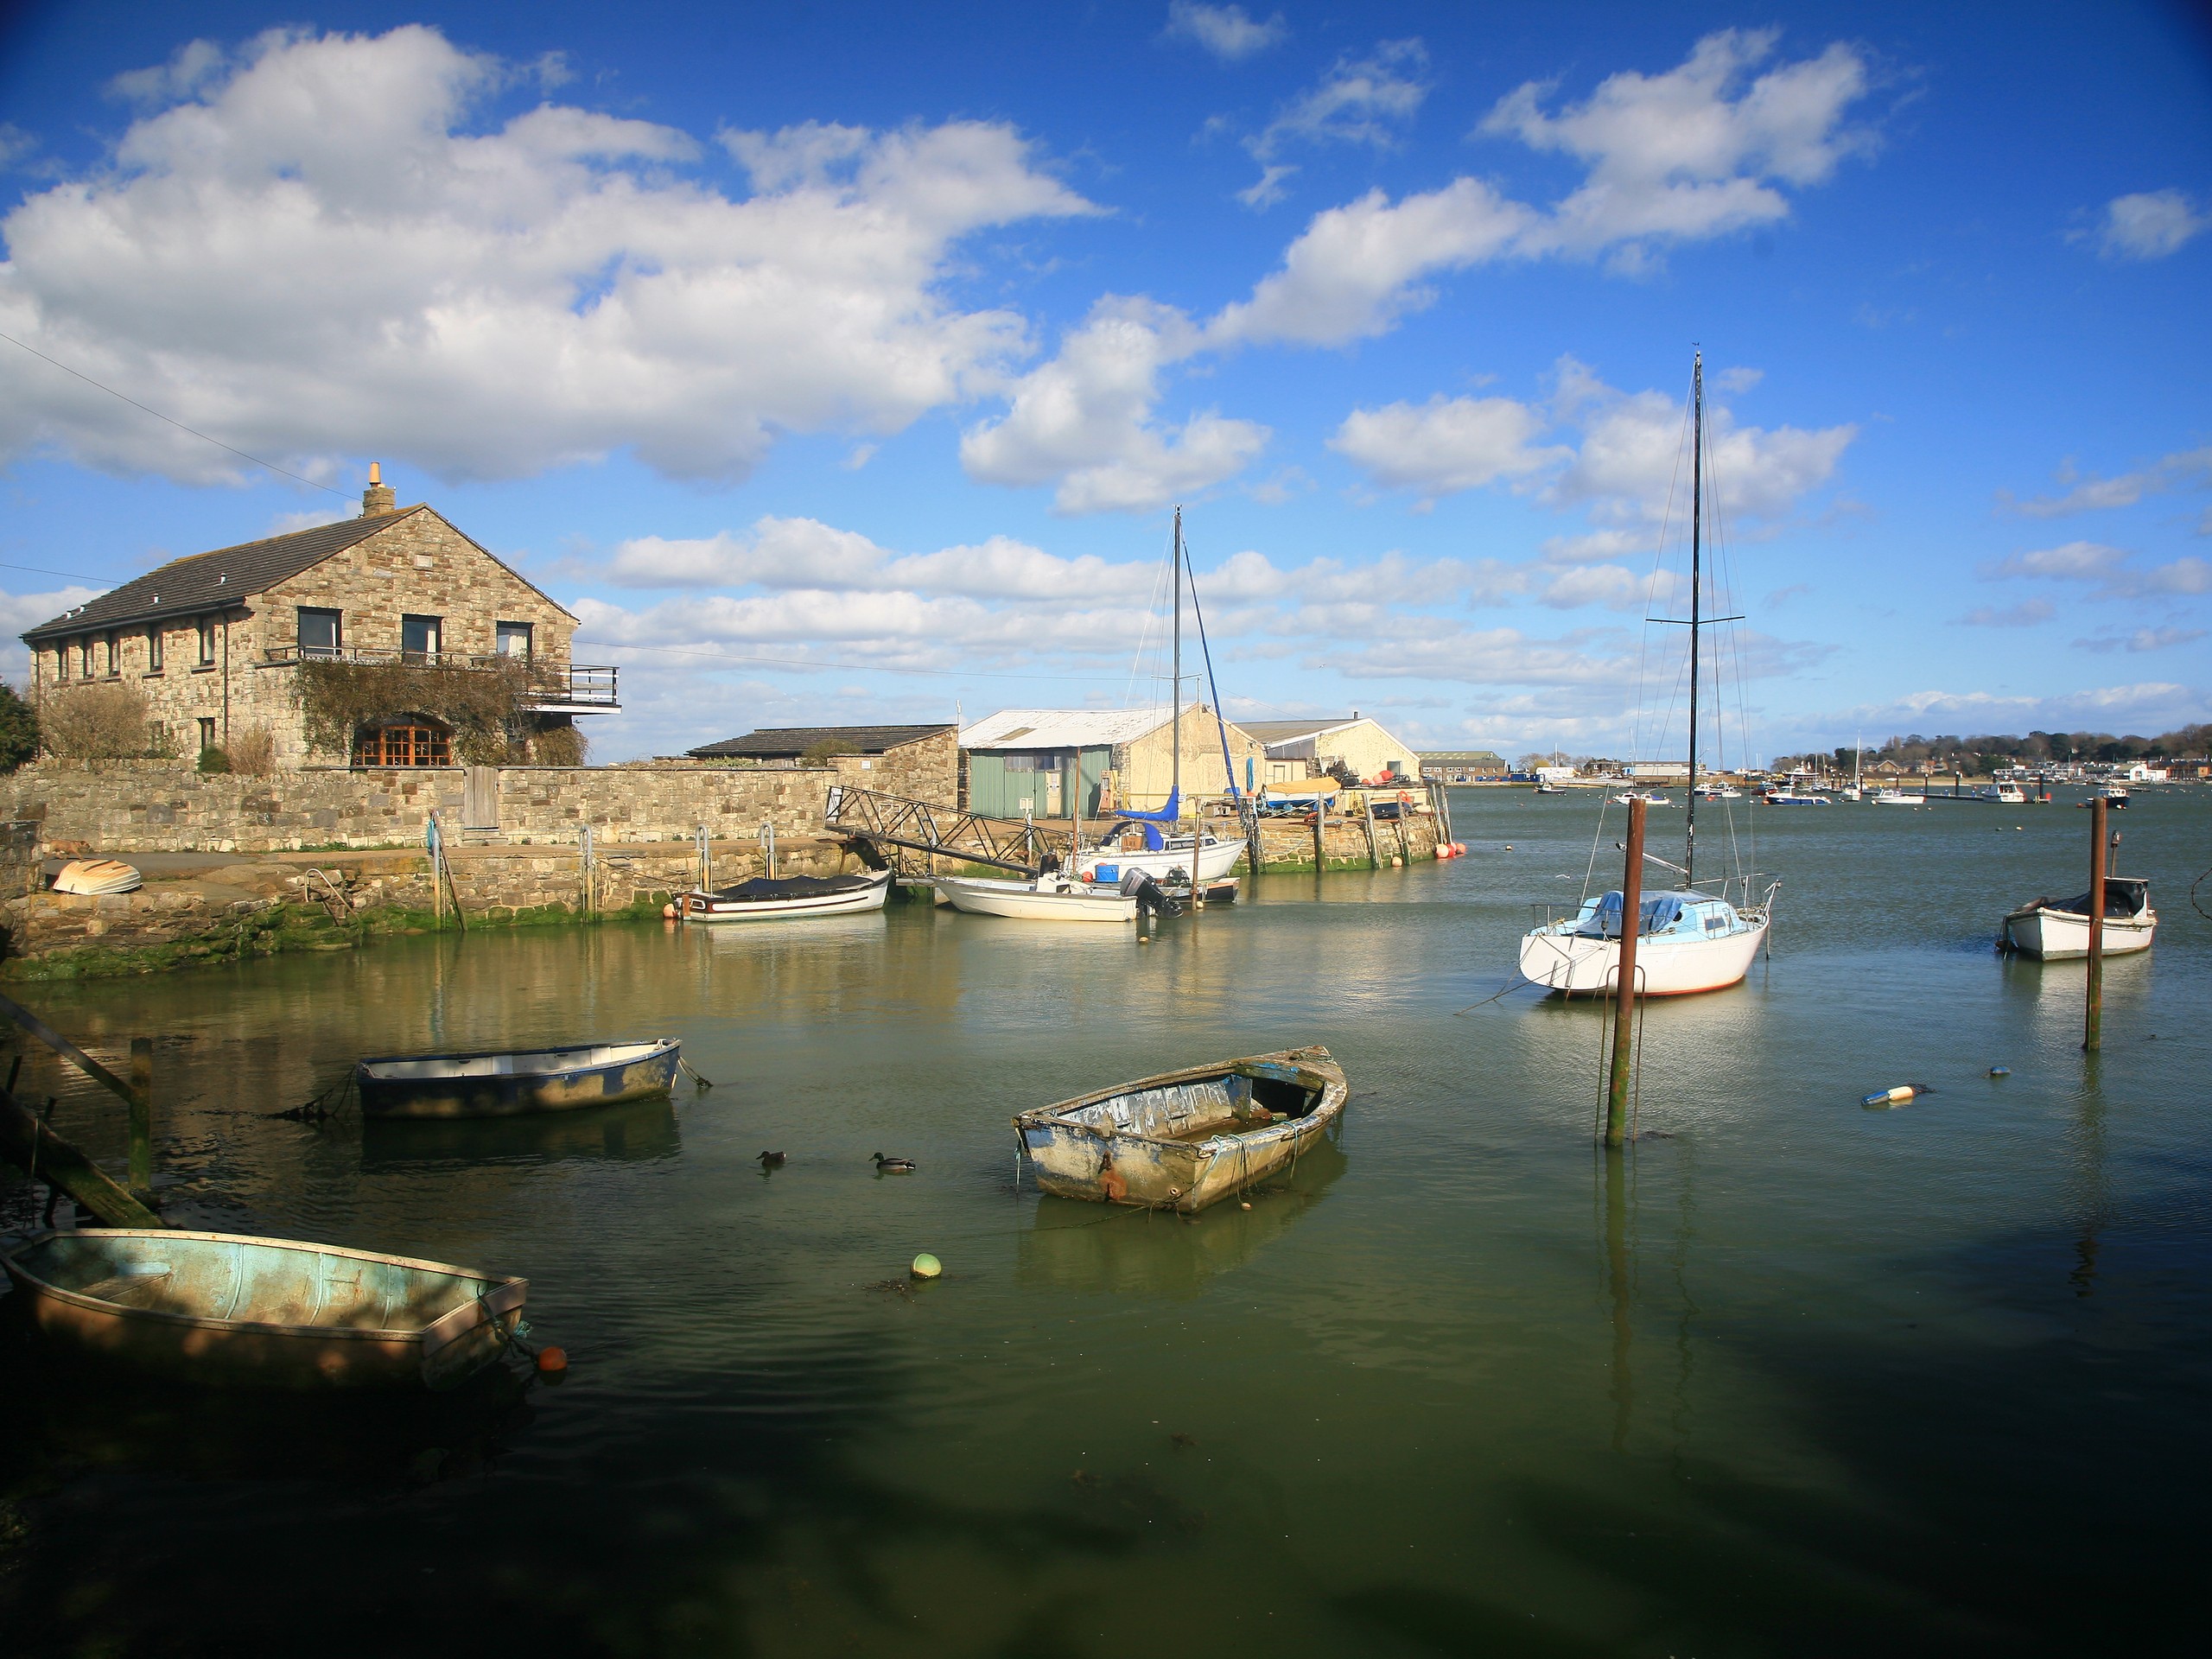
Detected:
[{"left": 910, "top": 1253, "right": 943, "bottom": 1280}]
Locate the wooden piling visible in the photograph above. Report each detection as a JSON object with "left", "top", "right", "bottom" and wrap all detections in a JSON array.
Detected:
[
  {"left": 128, "top": 1037, "right": 152, "bottom": 1199},
  {"left": 1360, "top": 796, "right": 1381, "bottom": 870},
  {"left": 1605, "top": 798, "right": 1648, "bottom": 1147},
  {"left": 0, "top": 1087, "right": 163, "bottom": 1228},
  {"left": 1311, "top": 798, "right": 1325, "bottom": 872},
  {"left": 2084, "top": 795, "right": 2107, "bottom": 1052}
]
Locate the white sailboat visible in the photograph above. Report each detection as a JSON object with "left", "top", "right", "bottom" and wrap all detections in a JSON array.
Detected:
[
  {"left": 935, "top": 872, "right": 1138, "bottom": 923},
  {"left": 1071, "top": 506, "right": 1245, "bottom": 885},
  {"left": 1519, "top": 352, "right": 1777, "bottom": 998},
  {"left": 1840, "top": 735, "right": 1863, "bottom": 801}
]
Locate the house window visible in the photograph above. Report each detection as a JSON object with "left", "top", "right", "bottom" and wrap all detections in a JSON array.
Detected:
[
  {"left": 105, "top": 634, "right": 119, "bottom": 677},
  {"left": 79, "top": 638, "right": 93, "bottom": 677},
  {"left": 401, "top": 614, "right": 442, "bottom": 660},
  {"left": 198, "top": 717, "right": 217, "bottom": 754},
  {"left": 495, "top": 620, "right": 533, "bottom": 659},
  {"left": 146, "top": 626, "right": 163, "bottom": 673},
  {"left": 54, "top": 645, "right": 68, "bottom": 682},
  {"left": 354, "top": 720, "right": 452, "bottom": 768},
  {"left": 297, "top": 607, "right": 342, "bottom": 658},
  {"left": 197, "top": 618, "right": 217, "bottom": 666}
]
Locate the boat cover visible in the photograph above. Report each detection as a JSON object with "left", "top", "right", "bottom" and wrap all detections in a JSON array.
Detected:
[
  {"left": 1576, "top": 890, "right": 1697, "bottom": 938},
  {"left": 706, "top": 872, "right": 880, "bottom": 901},
  {"left": 2029, "top": 878, "right": 2149, "bottom": 919}
]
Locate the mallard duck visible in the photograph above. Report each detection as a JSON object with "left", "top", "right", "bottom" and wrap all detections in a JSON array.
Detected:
[
  {"left": 872, "top": 1153, "right": 917, "bottom": 1173},
  {"left": 758, "top": 1151, "right": 786, "bottom": 1167}
]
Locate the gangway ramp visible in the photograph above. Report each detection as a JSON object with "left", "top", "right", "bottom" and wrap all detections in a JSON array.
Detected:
[{"left": 824, "top": 785, "right": 1074, "bottom": 878}]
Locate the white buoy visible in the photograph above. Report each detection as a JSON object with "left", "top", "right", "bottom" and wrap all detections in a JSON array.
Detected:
[{"left": 910, "top": 1252, "right": 943, "bottom": 1280}]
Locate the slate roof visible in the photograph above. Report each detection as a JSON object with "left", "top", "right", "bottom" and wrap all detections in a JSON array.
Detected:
[
  {"left": 688, "top": 724, "right": 954, "bottom": 760},
  {"left": 23, "top": 511, "right": 412, "bottom": 644},
  {"left": 1236, "top": 717, "right": 1362, "bottom": 744}
]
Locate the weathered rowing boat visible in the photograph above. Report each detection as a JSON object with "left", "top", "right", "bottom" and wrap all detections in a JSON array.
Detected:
[
  {"left": 677, "top": 868, "right": 891, "bottom": 922},
  {"left": 935, "top": 873, "right": 1138, "bottom": 922},
  {"left": 1014, "top": 1046, "right": 1347, "bottom": 1212},
  {"left": 2000, "top": 877, "right": 2157, "bottom": 959},
  {"left": 356, "top": 1038, "right": 680, "bottom": 1119},
  {"left": 0, "top": 1229, "right": 526, "bottom": 1389}
]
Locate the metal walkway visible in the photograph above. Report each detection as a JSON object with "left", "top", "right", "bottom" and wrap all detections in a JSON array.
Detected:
[{"left": 823, "top": 785, "right": 1074, "bottom": 877}]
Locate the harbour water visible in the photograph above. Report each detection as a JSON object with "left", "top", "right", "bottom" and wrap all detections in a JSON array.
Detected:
[{"left": 3, "top": 789, "right": 2207, "bottom": 1656}]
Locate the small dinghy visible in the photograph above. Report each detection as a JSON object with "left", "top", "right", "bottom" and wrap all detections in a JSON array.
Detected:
[
  {"left": 2000, "top": 877, "right": 2156, "bottom": 959},
  {"left": 935, "top": 873, "right": 1138, "bottom": 923},
  {"left": 51, "top": 857, "right": 143, "bottom": 895},
  {"left": 1014, "top": 1046, "right": 1347, "bottom": 1212},
  {"left": 357, "top": 1038, "right": 681, "bottom": 1119},
  {"left": 678, "top": 868, "right": 890, "bottom": 922},
  {"left": 0, "top": 1229, "right": 526, "bottom": 1389}
]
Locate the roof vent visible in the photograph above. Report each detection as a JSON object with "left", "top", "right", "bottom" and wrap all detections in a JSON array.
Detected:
[{"left": 360, "top": 461, "right": 397, "bottom": 517}]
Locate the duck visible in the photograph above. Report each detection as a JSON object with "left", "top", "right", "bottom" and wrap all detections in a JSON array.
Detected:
[
  {"left": 758, "top": 1151, "right": 786, "bottom": 1168},
  {"left": 872, "top": 1153, "right": 917, "bottom": 1173}
]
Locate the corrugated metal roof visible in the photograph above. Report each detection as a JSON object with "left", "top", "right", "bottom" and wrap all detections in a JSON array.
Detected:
[
  {"left": 23, "top": 511, "right": 414, "bottom": 643},
  {"left": 960, "top": 707, "right": 1195, "bottom": 748},
  {"left": 687, "top": 724, "right": 952, "bottom": 759}
]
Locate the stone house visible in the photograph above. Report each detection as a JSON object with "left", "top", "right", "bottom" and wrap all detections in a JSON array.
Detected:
[
  {"left": 686, "top": 724, "right": 957, "bottom": 805},
  {"left": 22, "top": 467, "right": 618, "bottom": 769},
  {"left": 959, "top": 707, "right": 1265, "bottom": 816},
  {"left": 1237, "top": 714, "right": 1423, "bottom": 787},
  {"left": 1417, "top": 750, "right": 1508, "bottom": 782}
]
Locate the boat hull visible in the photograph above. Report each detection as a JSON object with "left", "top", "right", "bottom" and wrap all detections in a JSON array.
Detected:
[
  {"left": 1014, "top": 1046, "right": 1348, "bottom": 1213},
  {"left": 357, "top": 1039, "right": 681, "bottom": 1119},
  {"left": 1077, "top": 834, "right": 1244, "bottom": 883},
  {"left": 1999, "top": 906, "right": 2156, "bottom": 960},
  {"left": 1518, "top": 915, "right": 1769, "bottom": 996},
  {"left": 0, "top": 1230, "right": 525, "bottom": 1390},
  {"left": 677, "top": 870, "right": 890, "bottom": 922},
  {"left": 935, "top": 876, "right": 1136, "bottom": 922}
]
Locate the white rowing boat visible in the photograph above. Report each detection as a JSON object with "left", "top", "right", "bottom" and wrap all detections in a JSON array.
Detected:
[
  {"left": 677, "top": 868, "right": 890, "bottom": 922},
  {"left": 2000, "top": 878, "right": 2157, "bottom": 959},
  {"left": 934, "top": 873, "right": 1137, "bottom": 923}
]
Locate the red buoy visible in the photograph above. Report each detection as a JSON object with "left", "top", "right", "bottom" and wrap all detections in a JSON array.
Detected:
[{"left": 536, "top": 1345, "right": 569, "bottom": 1376}]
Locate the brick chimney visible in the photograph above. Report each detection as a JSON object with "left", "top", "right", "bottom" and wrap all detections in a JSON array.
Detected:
[{"left": 360, "top": 461, "right": 397, "bottom": 517}]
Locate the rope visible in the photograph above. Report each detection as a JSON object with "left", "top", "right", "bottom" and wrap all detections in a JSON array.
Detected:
[
  {"left": 1453, "top": 974, "right": 1536, "bottom": 1015},
  {"left": 2192, "top": 862, "right": 2212, "bottom": 924},
  {"left": 677, "top": 1055, "right": 715, "bottom": 1089}
]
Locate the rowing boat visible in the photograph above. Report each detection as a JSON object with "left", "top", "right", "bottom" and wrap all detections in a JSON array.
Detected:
[
  {"left": 1013, "top": 1046, "right": 1347, "bottom": 1212},
  {"left": 677, "top": 868, "right": 890, "bottom": 922},
  {"left": 0, "top": 1228, "right": 526, "bottom": 1389},
  {"left": 356, "top": 1038, "right": 681, "bottom": 1119},
  {"left": 934, "top": 873, "right": 1137, "bottom": 922}
]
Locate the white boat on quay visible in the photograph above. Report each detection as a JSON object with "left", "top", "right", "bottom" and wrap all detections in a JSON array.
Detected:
[
  {"left": 935, "top": 873, "right": 1137, "bottom": 923},
  {"left": 1999, "top": 878, "right": 2156, "bottom": 959},
  {"left": 677, "top": 868, "right": 891, "bottom": 922},
  {"left": 1519, "top": 888, "right": 1772, "bottom": 996}
]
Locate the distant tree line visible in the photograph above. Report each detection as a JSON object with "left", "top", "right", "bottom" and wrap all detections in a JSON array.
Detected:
[{"left": 1774, "top": 723, "right": 2212, "bottom": 774}]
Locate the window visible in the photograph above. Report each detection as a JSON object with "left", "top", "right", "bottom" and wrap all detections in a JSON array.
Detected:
[
  {"left": 54, "top": 645, "right": 68, "bottom": 682},
  {"left": 1003, "top": 753, "right": 1037, "bottom": 773},
  {"left": 354, "top": 721, "right": 451, "bottom": 767},
  {"left": 198, "top": 717, "right": 217, "bottom": 754},
  {"left": 197, "top": 618, "right": 217, "bottom": 666},
  {"left": 297, "top": 607, "right": 342, "bottom": 657},
  {"left": 147, "top": 626, "right": 163, "bottom": 673},
  {"left": 495, "top": 620, "right": 533, "bottom": 659},
  {"left": 105, "top": 634, "right": 118, "bottom": 677},
  {"left": 400, "top": 614, "right": 442, "bottom": 659}
]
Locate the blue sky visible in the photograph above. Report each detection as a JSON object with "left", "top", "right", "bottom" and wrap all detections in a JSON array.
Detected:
[{"left": 1, "top": 1, "right": 2207, "bottom": 763}]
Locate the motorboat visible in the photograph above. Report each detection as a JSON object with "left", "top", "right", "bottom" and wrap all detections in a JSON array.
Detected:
[
  {"left": 1013, "top": 1046, "right": 1347, "bottom": 1213},
  {"left": 1762, "top": 788, "right": 1831, "bottom": 805},
  {"left": 1694, "top": 784, "right": 1743, "bottom": 800},
  {"left": 935, "top": 872, "right": 1138, "bottom": 923},
  {"left": 1610, "top": 791, "right": 1674, "bottom": 807},
  {"left": 1872, "top": 789, "right": 1919, "bottom": 806},
  {"left": 1974, "top": 784, "right": 2028, "bottom": 804},
  {"left": 0, "top": 1228, "right": 526, "bottom": 1389},
  {"left": 357, "top": 1039, "right": 681, "bottom": 1119},
  {"left": 677, "top": 868, "right": 890, "bottom": 922},
  {"left": 2000, "top": 878, "right": 2156, "bottom": 959},
  {"left": 2077, "top": 786, "right": 2129, "bottom": 810},
  {"left": 1519, "top": 887, "right": 1774, "bottom": 996},
  {"left": 1534, "top": 781, "right": 1566, "bottom": 795}
]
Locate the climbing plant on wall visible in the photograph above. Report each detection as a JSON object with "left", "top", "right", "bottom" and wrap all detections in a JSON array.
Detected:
[{"left": 296, "top": 658, "right": 540, "bottom": 764}]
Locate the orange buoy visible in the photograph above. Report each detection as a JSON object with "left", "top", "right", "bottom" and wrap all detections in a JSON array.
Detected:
[
  {"left": 536, "top": 1345, "right": 569, "bottom": 1376},
  {"left": 662, "top": 902, "right": 677, "bottom": 918}
]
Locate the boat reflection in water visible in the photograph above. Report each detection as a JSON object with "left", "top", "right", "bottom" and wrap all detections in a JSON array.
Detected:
[
  {"left": 1016, "top": 1137, "right": 1346, "bottom": 1299},
  {"left": 361, "top": 1096, "right": 683, "bottom": 1169}
]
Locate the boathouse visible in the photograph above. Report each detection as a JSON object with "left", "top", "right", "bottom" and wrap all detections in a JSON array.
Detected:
[
  {"left": 685, "top": 724, "right": 957, "bottom": 803},
  {"left": 21, "top": 467, "right": 617, "bottom": 769},
  {"left": 1418, "top": 750, "right": 1509, "bottom": 782},
  {"left": 961, "top": 708, "right": 1265, "bottom": 817},
  {"left": 1239, "top": 714, "right": 1422, "bottom": 786}
]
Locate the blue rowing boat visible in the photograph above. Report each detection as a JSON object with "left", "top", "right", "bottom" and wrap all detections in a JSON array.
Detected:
[{"left": 356, "top": 1039, "right": 681, "bottom": 1120}]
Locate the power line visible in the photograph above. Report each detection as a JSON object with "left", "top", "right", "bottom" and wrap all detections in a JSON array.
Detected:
[
  {"left": 0, "top": 330, "right": 353, "bottom": 499},
  {"left": 0, "top": 559, "right": 130, "bottom": 587}
]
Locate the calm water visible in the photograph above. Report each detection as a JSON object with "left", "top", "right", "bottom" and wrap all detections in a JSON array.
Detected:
[{"left": 3, "top": 789, "right": 2209, "bottom": 1656}]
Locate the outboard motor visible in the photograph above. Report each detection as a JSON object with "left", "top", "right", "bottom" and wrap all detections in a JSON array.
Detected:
[{"left": 1123, "top": 871, "right": 1183, "bottom": 918}]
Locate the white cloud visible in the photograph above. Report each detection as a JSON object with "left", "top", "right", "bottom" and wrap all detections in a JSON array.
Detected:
[
  {"left": 1958, "top": 599, "right": 2056, "bottom": 628},
  {"left": 2073, "top": 626, "right": 2206, "bottom": 654},
  {"left": 1210, "top": 179, "right": 1533, "bottom": 345},
  {"left": 0, "top": 25, "right": 1096, "bottom": 486},
  {"left": 2094, "top": 189, "right": 2209, "bottom": 261},
  {"left": 1840, "top": 683, "right": 2206, "bottom": 738},
  {"left": 1983, "top": 541, "right": 2209, "bottom": 598},
  {"left": 1328, "top": 394, "right": 1567, "bottom": 499},
  {"left": 1482, "top": 29, "right": 1875, "bottom": 264},
  {"left": 0, "top": 584, "right": 106, "bottom": 677},
  {"left": 958, "top": 297, "right": 1269, "bottom": 513},
  {"left": 1163, "top": 3, "right": 1286, "bottom": 63},
  {"left": 2004, "top": 445, "right": 2212, "bottom": 517}
]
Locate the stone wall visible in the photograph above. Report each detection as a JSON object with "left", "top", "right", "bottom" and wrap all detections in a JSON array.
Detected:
[
  {"left": 821, "top": 727, "right": 957, "bottom": 805},
  {"left": 5, "top": 761, "right": 837, "bottom": 855}
]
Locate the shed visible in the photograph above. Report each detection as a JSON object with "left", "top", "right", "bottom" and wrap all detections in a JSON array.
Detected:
[
  {"left": 1237, "top": 714, "right": 1421, "bottom": 785},
  {"left": 961, "top": 707, "right": 1265, "bottom": 817},
  {"left": 686, "top": 723, "right": 957, "bottom": 804},
  {"left": 1419, "top": 750, "right": 1508, "bottom": 781}
]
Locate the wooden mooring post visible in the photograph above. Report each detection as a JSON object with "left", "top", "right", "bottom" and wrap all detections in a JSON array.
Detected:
[
  {"left": 0, "top": 989, "right": 166, "bottom": 1226},
  {"left": 1604, "top": 798, "right": 1648, "bottom": 1147},
  {"left": 2084, "top": 795, "right": 2107, "bottom": 1052},
  {"left": 128, "top": 1037, "right": 153, "bottom": 1198}
]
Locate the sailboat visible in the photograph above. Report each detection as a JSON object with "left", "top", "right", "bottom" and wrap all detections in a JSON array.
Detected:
[
  {"left": 1072, "top": 507, "right": 1247, "bottom": 886},
  {"left": 1840, "top": 735, "right": 1864, "bottom": 801},
  {"left": 1518, "top": 352, "right": 1779, "bottom": 997}
]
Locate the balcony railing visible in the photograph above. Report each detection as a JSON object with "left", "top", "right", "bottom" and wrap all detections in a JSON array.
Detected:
[{"left": 260, "top": 646, "right": 619, "bottom": 709}]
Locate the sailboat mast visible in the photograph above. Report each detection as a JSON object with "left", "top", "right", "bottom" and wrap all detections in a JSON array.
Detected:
[
  {"left": 1685, "top": 351, "right": 1704, "bottom": 888},
  {"left": 1171, "top": 505, "right": 1183, "bottom": 822}
]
